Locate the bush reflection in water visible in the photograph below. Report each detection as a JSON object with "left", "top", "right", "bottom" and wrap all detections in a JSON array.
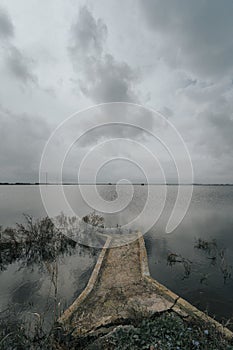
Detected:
[{"left": 0, "top": 213, "right": 102, "bottom": 349}]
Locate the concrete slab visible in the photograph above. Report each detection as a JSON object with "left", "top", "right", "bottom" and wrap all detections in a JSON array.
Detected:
[{"left": 57, "top": 233, "right": 233, "bottom": 343}]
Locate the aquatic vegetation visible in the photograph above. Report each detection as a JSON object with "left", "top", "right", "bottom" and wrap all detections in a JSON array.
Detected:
[
  {"left": 195, "top": 238, "right": 217, "bottom": 254},
  {"left": 199, "top": 273, "right": 210, "bottom": 285},
  {"left": 0, "top": 212, "right": 105, "bottom": 271},
  {"left": 167, "top": 238, "right": 232, "bottom": 284},
  {"left": 220, "top": 256, "right": 232, "bottom": 284},
  {"left": 0, "top": 309, "right": 55, "bottom": 350},
  {"left": 0, "top": 215, "right": 77, "bottom": 271},
  {"left": 167, "top": 253, "right": 192, "bottom": 279},
  {"left": 195, "top": 238, "right": 232, "bottom": 284},
  {"left": 0, "top": 213, "right": 101, "bottom": 349}
]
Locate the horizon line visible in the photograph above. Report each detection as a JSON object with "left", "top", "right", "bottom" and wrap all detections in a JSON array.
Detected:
[{"left": 0, "top": 182, "right": 233, "bottom": 186}]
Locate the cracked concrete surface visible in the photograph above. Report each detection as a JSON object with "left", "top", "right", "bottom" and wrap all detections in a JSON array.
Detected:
[
  {"left": 58, "top": 235, "right": 187, "bottom": 339},
  {"left": 57, "top": 234, "right": 233, "bottom": 346}
]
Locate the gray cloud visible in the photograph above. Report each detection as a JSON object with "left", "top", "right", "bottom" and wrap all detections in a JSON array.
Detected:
[
  {"left": 67, "top": 6, "right": 150, "bottom": 154},
  {"left": 0, "top": 1, "right": 232, "bottom": 183},
  {"left": 176, "top": 76, "right": 233, "bottom": 159},
  {"left": 78, "top": 54, "right": 139, "bottom": 103},
  {"left": 0, "top": 7, "right": 14, "bottom": 38},
  {"left": 5, "top": 45, "right": 37, "bottom": 84},
  {"left": 198, "top": 99, "right": 233, "bottom": 157},
  {"left": 139, "top": 0, "right": 233, "bottom": 78},
  {"left": 70, "top": 6, "right": 107, "bottom": 57},
  {"left": 0, "top": 6, "right": 38, "bottom": 85},
  {"left": 69, "top": 6, "right": 140, "bottom": 103},
  {"left": 137, "top": 0, "right": 233, "bottom": 181},
  {"left": 0, "top": 105, "right": 50, "bottom": 182}
]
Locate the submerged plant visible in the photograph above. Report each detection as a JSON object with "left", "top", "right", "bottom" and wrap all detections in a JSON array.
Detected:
[
  {"left": 195, "top": 238, "right": 217, "bottom": 254},
  {"left": 0, "top": 215, "right": 77, "bottom": 271},
  {"left": 195, "top": 238, "right": 232, "bottom": 284},
  {"left": 0, "top": 309, "right": 56, "bottom": 350},
  {"left": 167, "top": 252, "right": 192, "bottom": 279},
  {"left": 166, "top": 238, "right": 232, "bottom": 285},
  {"left": 0, "top": 213, "right": 100, "bottom": 349}
]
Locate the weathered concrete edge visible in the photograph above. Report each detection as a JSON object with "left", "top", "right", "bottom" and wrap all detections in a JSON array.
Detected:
[
  {"left": 59, "top": 236, "right": 112, "bottom": 323},
  {"left": 59, "top": 233, "right": 233, "bottom": 340},
  {"left": 59, "top": 233, "right": 146, "bottom": 325},
  {"left": 137, "top": 233, "right": 233, "bottom": 340},
  {"left": 146, "top": 276, "right": 233, "bottom": 339},
  {"left": 137, "top": 232, "right": 150, "bottom": 276}
]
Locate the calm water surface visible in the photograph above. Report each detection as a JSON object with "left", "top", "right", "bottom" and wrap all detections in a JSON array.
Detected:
[{"left": 0, "top": 185, "right": 233, "bottom": 327}]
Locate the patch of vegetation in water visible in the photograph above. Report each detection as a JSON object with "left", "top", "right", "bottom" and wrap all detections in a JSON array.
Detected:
[
  {"left": 0, "top": 214, "right": 85, "bottom": 271},
  {"left": 0, "top": 310, "right": 55, "bottom": 350},
  {"left": 0, "top": 213, "right": 102, "bottom": 349},
  {"left": 194, "top": 238, "right": 232, "bottom": 284},
  {"left": 165, "top": 237, "right": 232, "bottom": 284}
]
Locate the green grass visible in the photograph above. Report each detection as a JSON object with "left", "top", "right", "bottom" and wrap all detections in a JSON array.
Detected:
[{"left": 84, "top": 312, "right": 233, "bottom": 350}]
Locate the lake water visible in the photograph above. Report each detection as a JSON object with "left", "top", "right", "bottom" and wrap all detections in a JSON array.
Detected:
[{"left": 0, "top": 185, "right": 233, "bottom": 328}]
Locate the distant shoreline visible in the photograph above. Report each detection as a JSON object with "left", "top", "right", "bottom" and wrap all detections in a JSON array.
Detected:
[{"left": 0, "top": 183, "right": 233, "bottom": 186}]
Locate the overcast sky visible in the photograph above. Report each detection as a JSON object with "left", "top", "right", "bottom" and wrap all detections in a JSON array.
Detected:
[{"left": 0, "top": 0, "right": 233, "bottom": 183}]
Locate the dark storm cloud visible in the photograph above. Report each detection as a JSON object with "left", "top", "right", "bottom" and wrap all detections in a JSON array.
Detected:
[
  {"left": 139, "top": 0, "right": 233, "bottom": 78},
  {"left": 0, "top": 105, "right": 50, "bottom": 182},
  {"left": 138, "top": 0, "right": 233, "bottom": 179},
  {"left": 69, "top": 6, "right": 139, "bottom": 103},
  {"left": 0, "top": 7, "right": 14, "bottom": 38}
]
